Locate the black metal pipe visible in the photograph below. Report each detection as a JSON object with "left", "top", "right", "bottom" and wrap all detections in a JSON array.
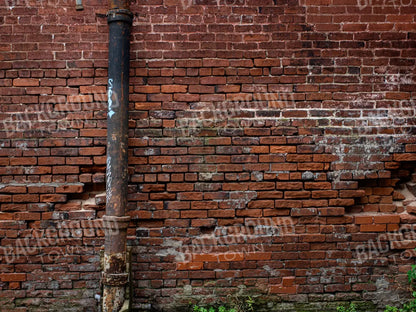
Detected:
[
  {"left": 106, "top": 2, "right": 131, "bottom": 221},
  {"left": 103, "top": 0, "right": 132, "bottom": 311}
]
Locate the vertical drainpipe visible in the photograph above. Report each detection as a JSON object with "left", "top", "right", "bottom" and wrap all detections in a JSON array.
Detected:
[{"left": 102, "top": 0, "right": 132, "bottom": 311}]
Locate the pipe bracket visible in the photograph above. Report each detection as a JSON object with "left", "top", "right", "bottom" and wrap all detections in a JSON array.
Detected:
[{"left": 107, "top": 9, "right": 133, "bottom": 24}]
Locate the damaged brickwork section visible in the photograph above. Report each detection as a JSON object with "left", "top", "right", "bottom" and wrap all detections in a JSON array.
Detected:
[
  {"left": 129, "top": 148, "right": 416, "bottom": 311},
  {"left": 0, "top": 182, "right": 105, "bottom": 311}
]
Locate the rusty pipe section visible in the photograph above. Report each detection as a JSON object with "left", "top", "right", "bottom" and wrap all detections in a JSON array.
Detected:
[{"left": 103, "top": 0, "right": 132, "bottom": 311}]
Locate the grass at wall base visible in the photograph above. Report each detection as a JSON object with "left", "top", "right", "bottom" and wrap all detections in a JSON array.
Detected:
[
  {"left": 186, "top": 263, "right": 416, "bottom": 312},
  {"left": 383, "top": 263, "right": 416, "bottom": 312},
  {"left": 338, "top": 260, "right": 416, "bottom": 312},
  {"left": 191, "top": 295, "right": 254, "bottom": 312}
]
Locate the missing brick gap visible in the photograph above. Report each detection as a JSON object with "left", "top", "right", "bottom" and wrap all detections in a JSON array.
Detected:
[
  {"left": 346, "top": 161, "right": 416, "bottom": 217},
  {"left": 66, "top": 182, "right": 106, "bottom": 210},
  {"left": 394, "top": 174, "right": 416, "bottom": 216},
  {"left": 200, "top": 226, "right": 216, "bottom": 235}
]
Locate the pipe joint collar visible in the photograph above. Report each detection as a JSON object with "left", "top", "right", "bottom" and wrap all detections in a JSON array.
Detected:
[
  {"left": 102, "top": 272, "right": 129, "bottom": 286},
  {"left": 102, "top": 215, "right": 130, "bottom": 230},
  {"left": 107, "top": 9, "right": 133, "bottom": 24}
]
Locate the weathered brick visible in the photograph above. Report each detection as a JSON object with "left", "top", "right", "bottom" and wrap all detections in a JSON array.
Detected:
[
  {"left": 14, "top": 212, "right": 40, "bottom": 220},
  {"left": 0, "top": 273, "right": 26, "bottom": 282},
  {"left": 374, "top": 215, "right": 400, "bottom": 224},
  {"left": 13, "top": 78, "right": 39, "bottom": 87},
  {"left": 360, "top": 224, "right": 387, "bottom": 232},
  {"left": 270, "top": 285, "right": 297, "bottom": 294},
  {"left": 12, "top": 194, "right": 39, "bottom": 203},
  {"left": 161, "top": 85, "right": 187, "bottom": 93},
  {"left": 55, "top": 184, "right": 83, "bottom": 193},
  {"left": 40, "top": 194, "right": 67, "bottom": 203}
]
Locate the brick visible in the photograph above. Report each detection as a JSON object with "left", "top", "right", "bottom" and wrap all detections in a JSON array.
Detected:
[
  {"left": 254, "top": 59, "right": 280, "bottom": 67},
  {"left": 318, "top": 207, "right": 345, "bottom": 216},
  {"left": 40, "top": 194, "right": 67, "bottom": 203},
  {"left": 248, "top": 182, "right": 275, "bottom": 190},
  {"left": 192, "top": 254, "right": 218, "bottom": 262},
  {"left": 329, "top": 198, "right": 355, "bottom": 206},
  {"left": 312, "top": 190, "right": 338, "bottom": 198},
  {"left": 257, "top": 191, "right": 284, "bottom": 199},
  {"left": 285, "top": 191, "right": 311, "bottom": 199},
  {"left": 339, "top": 190, "right": 366, "bottom": 198},
  {"left": 270, "top": 285, "right": 297, "bottom": 294},
  {"left": 80, "top": 129, "right": 106, "bottom": 137},
  {"left": 270, "top": 146, "right": 297, "bottom": 154},
  {"left": 247, "top": 200, "right": 274, "bottom": 209},
  {"left": 200, "top": 76, "right": 226, "bottom": 85},
  {"left": 135, "top": 102, "right": 162, "bottom": 110},
  {"left": 191, "top": 218, "right": 216, "bottom": 227},
  {"left": 12, "top": 194, "right": 39, "bottom": 203},
  {"left": 298, "top": 163, "right": 324, "bottom": 171},
  {"left": 181, "top": 210, "right": 207, "bottom": 218},
  {"left": 79, "top": 85, "right": 106, "bottom": 93},
  {"left": 394, "top": 153, "right": 416, "bottom": 161},
  {"left": 355, "top": 216, "right": 373, "bottom": 224},
  {"left": 38, "top": 157, "right": 65, "bottom": 165},
  {"left": 55, "top": 184, "right": 83, "bottom": 193},
  {"left": 304, "top": 182, "right": 331, "bottom": 190},
  {"left": 53, "top": 166, "right": 80, "bottom": 174},
  {"left": 167, "top": 183, "right": 194, "bottom": 192},
  {"left": 10, "top": 157, "right": 37, "bottom": 166},
  {"left": 79, "top": 147, "right": 105, "bottom": 156},
  {"left": 300, "top": 234, "right": 326, "bottom": 242},
  {"left": 15, "top": 212, "right": 40, "bottom": 220},
  {"left": 0, "top": 273, "right": 26, "bottom": 282},
  {"left": 176, "top": 262, "right": 203, "bottom": 270},
  {"left": 236, "top": 209, "right": 262, "bottom": 217},
  {"left": 13, "top": 78, "right": 39, "bottom": 86},
  {"left": 67, "top": 94, "right": 93, "bottom": 103},
  {"left": 282, "top": 276, "right": 295, "bottom": 287},
  {"left": 276, "top": 182, "right": 303, "bottom": 190},
  {"left": 0, "top": 195, "right": 12, "bottom": 202},
  {"left": 387, "top": 224, "right": 400, "bottom": 232},
  {"left": 218, "top": 252, "right": 244, "bottom": 262},
  {"left": 360, "top": 224, "right": 386, "bottom": 232},
  {"left": 390, "top": 240, "right": 416, "bottom": 250},
  {"left": 245, "top": 252, "right": 272, "bottom": 261},
  {"left": 292, "top": 208, "right": 317, "bottom": 216},
  {"left": 0, "top": 186, "right": 27, "bottom": 193},
  {"left": 374, "top": 215, "right": 400, "bottom": 224},
  {"left": 161, "top": 85, "right": 187, "bottom": 93},
  {"left": 191, "top": 201, "right": 218, "bottom": 209}
]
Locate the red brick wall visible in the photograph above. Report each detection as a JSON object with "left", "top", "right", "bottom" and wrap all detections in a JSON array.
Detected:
[{"left": 1, "top": 0, "right": 416, "bottom": 311}]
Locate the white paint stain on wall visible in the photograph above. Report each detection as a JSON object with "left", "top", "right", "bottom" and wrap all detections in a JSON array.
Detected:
[{"left": 155, "top": 239, "right": 186, "bottom": 261}]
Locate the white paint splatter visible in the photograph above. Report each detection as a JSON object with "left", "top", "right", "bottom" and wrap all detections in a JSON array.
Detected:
[
  {"left": 106, "top": 156, "right": 112, "bottom": 203},
  {"left": 16, "top": 142, "right": 28, "bottom": 150},
  {"left": 156, "top": 239, "right": 186, "bottom": 261},
  {"left": 107, "top": 79, "right": 115, "bottom": 119}
]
